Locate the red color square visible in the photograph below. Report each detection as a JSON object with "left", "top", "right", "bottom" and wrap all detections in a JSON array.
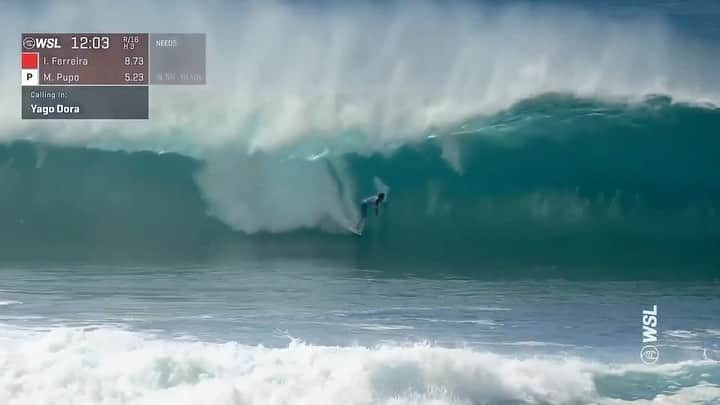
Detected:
[{"left": 22, "top": 52, "right": 38, "bottom": 69}]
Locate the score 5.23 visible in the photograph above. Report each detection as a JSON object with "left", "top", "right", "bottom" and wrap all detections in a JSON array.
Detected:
[{"left": 124, "top": 72, "right": 144, "bottom": 82}]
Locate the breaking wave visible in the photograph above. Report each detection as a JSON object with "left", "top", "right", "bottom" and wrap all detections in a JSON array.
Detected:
[
  {"left": 0, "top": 96, "right": 719, "bottom": 278},
  {"left": 1, "top": 1, "right": 719, "bottom": 275},
  {"left": 1, "top": 325, "right": 719, "bottom": 405}
]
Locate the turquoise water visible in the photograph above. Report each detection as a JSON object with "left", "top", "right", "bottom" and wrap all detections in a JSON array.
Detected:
[
  {"left": 2, "top": 97, "right": 719, "bottom": 276},
  {"left": 1, "top": 95, "right": 720, "bottom": 405},
  {"left": 2, "top": 0, "right": 720, "bottom": 403}
]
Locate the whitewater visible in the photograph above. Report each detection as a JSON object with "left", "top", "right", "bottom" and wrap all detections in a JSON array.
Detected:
[
  {"left": 1, "top": 0, "right": 720, "bottom": 235},
  {"left": 2, "top": 1, "right": 720, "bottom": 405},
  {"left": 2, "top": 266, "right": 720, "bottom": 405},
  {"left": 2, "top": 327, "right": 719, "bottom": 405}
]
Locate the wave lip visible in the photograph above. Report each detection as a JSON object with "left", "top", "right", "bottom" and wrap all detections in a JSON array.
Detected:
[
  {"left": 2, "top": 1, "right": 720, "bottom": 151},
  {"left": 1, "top": 326, "right": 720, "bottom": 405}
]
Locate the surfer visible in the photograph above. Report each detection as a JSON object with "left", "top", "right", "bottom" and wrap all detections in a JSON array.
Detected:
[{"left": 355, "top": 192, "right": 385, "bottom": 232}]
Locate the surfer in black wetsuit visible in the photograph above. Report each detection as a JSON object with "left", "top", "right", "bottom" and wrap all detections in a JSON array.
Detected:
[{"left": 355, "top": 192, "right": 385, "bottom": 232}]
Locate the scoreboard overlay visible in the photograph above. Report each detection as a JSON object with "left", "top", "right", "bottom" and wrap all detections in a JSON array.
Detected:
[{"left": 21, "top": 33, "right": 205, "bottom": 119}]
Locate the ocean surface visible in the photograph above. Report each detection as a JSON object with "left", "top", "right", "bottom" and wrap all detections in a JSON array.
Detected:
[
  {"left": 2, "top": 0, "right": 720, "bottom": 404},
  {"left": 2, "top": 263, "right": 720, "bottom": 404}
]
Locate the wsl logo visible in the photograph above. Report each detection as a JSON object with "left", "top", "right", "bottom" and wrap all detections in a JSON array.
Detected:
[
  {"left": 22, "top": 36, "right": 62, "bottom": 50},
  {"left": 640, "top": 305, "right": 659, "bottom": 364}
]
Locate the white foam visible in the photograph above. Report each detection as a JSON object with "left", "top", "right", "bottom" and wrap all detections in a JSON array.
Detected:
[
  {"left": 2, "top": 1, "right": 719, "bottom": 234},
  {"left": 664, "top": 330, "right": 698, "bottom": 339},
  {"left": 0, "top": 326, "right": 717, "bottom": 405},
  {"left": 704, "top": 329, "right": 720, "bottom": 337},
  {"left": 343, "top": 323, "right": 415, "bottom": 331},
  {"left": 2, "top": 1, "right": 719, "bottom": 152},
  {"left": 0, "top": 300, "right": 21, "bottom": 306},
  {"left": 194, "top": 152, "right": 358, "bottom": 233},
  {"left": 417, "top": 318, "right": 499, "bottom": 326},
  {"left": 0, "top": 326, "right": 595, "bottom": 405},
  {"left": 602, "top": 384, "right": 720, "bottom": 405}
]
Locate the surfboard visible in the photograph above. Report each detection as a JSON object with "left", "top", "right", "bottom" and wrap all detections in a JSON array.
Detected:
[{"left": 348, "top": 221, "right": 364, "bottom": 236}]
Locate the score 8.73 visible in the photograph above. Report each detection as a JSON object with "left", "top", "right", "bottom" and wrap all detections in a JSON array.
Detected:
[{"left": 124, "top": 56, "right": 144, "bottom": 66}]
